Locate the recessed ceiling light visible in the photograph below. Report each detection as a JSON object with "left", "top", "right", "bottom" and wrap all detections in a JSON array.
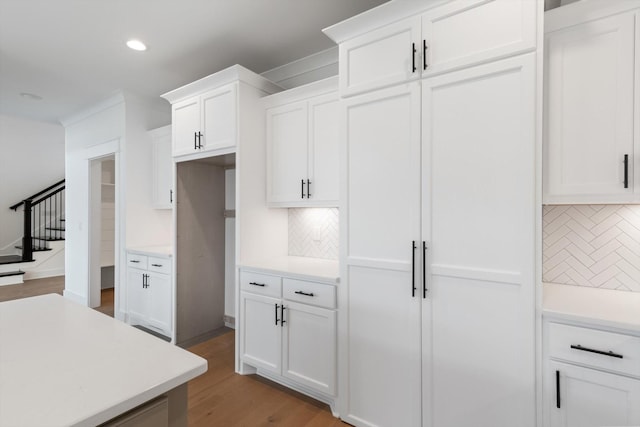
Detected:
[
  {"left": 126, "top": 39, "right": 147, "bottom": 51},
  {"left": 20, "top": 92, "right": 43, "bottom": 101}
]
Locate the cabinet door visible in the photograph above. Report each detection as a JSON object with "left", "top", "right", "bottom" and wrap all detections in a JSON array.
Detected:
[
  {"left": 266, "top": 100, "right": 308, "bottom": 205},
  {"left": 339, "top": 16, "right": 421, "bottom": 96},
  {"left": 147, "top": 272, "right": 172, "bottom": 336},
  {"left": 421, "top": 0, "right": 536, "bottom": 76},
  {"left": 547, "top": 361, "right": 640, "bottom": 427},
  {"left": 172, "top": 97, "right": 200, "bottom": 157},
  {"left": 240, "top": 292, "right": 281, "bottom": 374},
  {"left": 201, "top": 83, "right": 237, "bottom": 153},
  {"left": 282, "top": 301, "right": 336, "bottom": 395},
  {"left": 127, "top": 268, "right": 148, "bottom": 324},
  {"left": 422, "top": 54, "right": 536, "bottom": 427},
  {"left": 152, "top": 133, "right": 173, "bottom": 209},
  {"left": 308, "top": 92, "right": 339, "bottom": 206},
  {"left": 341, "top": 82, "right": 422, "bottom": 427},
  {"left": 544, "top": 12, "right": 635, "bottom": 203}
]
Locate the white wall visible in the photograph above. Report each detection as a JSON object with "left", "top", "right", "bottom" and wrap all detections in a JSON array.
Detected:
[
  {"left": 63, "top": 92, "right": 171, "bottom": 313},
  {"left": 0, "top": 114, "right": 65, "bottom": 254},
  {"left": 261, "top": 47, "right": 338, "bottom": 89}
]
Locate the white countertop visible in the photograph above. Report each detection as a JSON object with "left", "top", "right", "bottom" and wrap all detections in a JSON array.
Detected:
[
  {"left": 127, "top": 245, "right": 173, "bottom": 257},
  {"left": 240, "top": 256, "right": 339, "bottom": 284},
  {"left": 0, "top": 294, "right": 206, "bottom": 427},
  {"left": 543, "top": 283, "right": 640, "bottom": 334}
]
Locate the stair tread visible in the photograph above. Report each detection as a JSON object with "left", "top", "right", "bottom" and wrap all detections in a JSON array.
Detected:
[
  {"left": 32, "top": 237, "right": 65, "bottom": 241},
  {"left": 0, "top": 255, "right": 23, "bottom": 265},
  {"left": 0, "top": 270, "right": 25, "bottom": 278},
  {"left": 15, "top": 246, "right": 52, "bottom": 252}
]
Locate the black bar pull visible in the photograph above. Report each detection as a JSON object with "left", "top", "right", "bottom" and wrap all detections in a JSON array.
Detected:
[
  {"left": 423, "top": 40, "right": 428, "bottom": 70},
  {"left": 570, "top": 344, "right": 623, "bottom": 359},
  {"left": 151, "top": 263, "right": 163, "bottom": 267},
  {"left": 275, "top": 304, "right": 279, "bottom": 325},
  {"left": 249, "top": 282, "right": 266, "bottom": 287},
  {"left": 301, "top": 179, "right": 306, "bottom": 199},
  {"left": 198, "top": 132, "right": 203, "bottom": 149},
  {"left": 142, "top": 274, "right": 148, "bottom": 288},
  {"left": 294, "top": 290, "right": 315, "bottom": 297},
  {"left": 170, "top": 189, "right": 173, "bottom": 203},
  {"left": 412, "top": 43, "right": 417, "bottom": 73},
  {"left": 130, "top": 260, "right": 140, "bottom": 263},
  {"left": 624, "top": 154, "right": 629, "bottom": 188},
  {"left": 307, "top": 179, "right": 311, "bottom": 198},
  {"left": 281, "top": 305, "right": 286, "bottom": 327},
  {"left": 556, "top": 370, "right": 561, "bottom": 409},
  {"left": 423, "top": 241, "right": 428, "bottom": 298},
  {"left": 194, "top": 132, "right": 197, "bottom": 150},
  {"left": 411, "top": 241, "right": 417, "bottom": 297}
]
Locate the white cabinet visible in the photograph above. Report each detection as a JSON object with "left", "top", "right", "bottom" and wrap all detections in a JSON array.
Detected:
[
  {"left": 336, "top": 0, "right": 536, "bottom": 96},
  {"left": 126, "top": 250, "right": 172, "bottom": 338},
  {"left": 544, "top": 3, "right": 639, "bottom": 203},
  {"left": 172, "top": 83, "right": 237, "bottom": 158},
  {"left": 544, "top": 321, "right": 640, "bottom": 427},
  {"left": 329, "top": 1, "right": 539, "bottom": 425},
  {"left": 162, "top": 65, "right": 282, "bottom": 162},
  {"left": 239, "top": 270, "right": 337, "bottom": 398},
  {"left": 150, "top": 125, "right": 173, "bottom": 209},
  {"left": 265, "top": 78, "right": 339, "bottom": 207}
]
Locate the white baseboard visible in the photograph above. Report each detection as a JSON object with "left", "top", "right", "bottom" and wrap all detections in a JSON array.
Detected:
[{"left": 63, "top": 289, "right": 86, "bottom": 305}]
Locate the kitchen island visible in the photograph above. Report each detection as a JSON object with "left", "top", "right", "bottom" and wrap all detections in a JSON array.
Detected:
[{"left": 0, "top": 294, "right": 207, "bottom": 427}]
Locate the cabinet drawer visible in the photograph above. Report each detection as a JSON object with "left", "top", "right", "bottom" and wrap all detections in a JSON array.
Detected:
[
  {"left": 548, "top": 323, "right": 640, "bottom": 377},
  {"left": 283, "top": 278, "right": 336, "bottom": 309},
  {"left": 147, "top": 257, "right": 171, "bottom": 275},
  {"left": 240, "top": 271, "right": 282, "bottom": 298},
  {"left": 126, "top": 253, "right": 148, "bottom": 270}
]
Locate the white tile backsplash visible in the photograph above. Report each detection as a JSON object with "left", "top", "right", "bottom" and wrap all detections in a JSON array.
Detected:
[
  {"left": 288, "top": 208, "right": 339, "bottom": 260},
  {"left": 543, "top": 205, "right": 640, "bottom": 292}
]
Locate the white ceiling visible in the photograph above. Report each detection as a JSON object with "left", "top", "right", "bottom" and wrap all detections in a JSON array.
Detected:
[{"left": 0, "top": 0, "right": 388, "bottom": 124}]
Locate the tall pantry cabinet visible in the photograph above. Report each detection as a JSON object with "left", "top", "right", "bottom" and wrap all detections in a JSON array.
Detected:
[{"left": 324, "top": 1, "right": 541, "bottom": 426}]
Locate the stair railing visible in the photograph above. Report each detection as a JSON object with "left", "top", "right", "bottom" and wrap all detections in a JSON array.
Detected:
[{"left": 10, "top": 179, "right": 65, "bottom": 262}]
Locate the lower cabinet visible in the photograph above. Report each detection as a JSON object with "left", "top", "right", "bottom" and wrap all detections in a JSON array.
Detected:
[
  {"left": 544, "top": 321, "right": 640, "bottom": 427},
  {"left": 126, "top": 250, "right": 173, "bottom": 339},
  {"left": 239, "top": 270, "right": 337, "bottom": 398}
]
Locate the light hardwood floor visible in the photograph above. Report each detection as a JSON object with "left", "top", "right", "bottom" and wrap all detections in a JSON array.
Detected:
[{"left": 0, "top": 276, "right": 348, "bottom": 426}]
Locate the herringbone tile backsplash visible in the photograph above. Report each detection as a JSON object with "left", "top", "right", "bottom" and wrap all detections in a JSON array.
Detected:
[
  {"left": 543, "top": 205, "right": 640, "bottom": 292},
  {"left": 288, "top": 208, "right": 339, "bottom": 260}
]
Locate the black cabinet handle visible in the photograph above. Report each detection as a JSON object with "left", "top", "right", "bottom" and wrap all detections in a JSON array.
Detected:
[
  {"left": 411, "top": 241, "right": 417, "bottom": 297},
  {"left": 198, "top": 132, "right": 204, "bottom": 149},
  {"left": 194, "top": 132, "right": 197, "bottom": 150},
  {"left": 151, "top": 263, "right": 163, "bottom": 267},
  {"left": 143, "top": 273, "right": 149, "bottom": 288},
  {"left": 281, "top": 305, "right": 286, "bottom": 327},
  {"left": 130, "top": 260, "right": 140, "bottom": 263},
  {"left": 170, "top": 189, "right": 173, "bottom": 203},
  {"left": 301, "top": 179, "right": 306, "bottom": 199},
  {"left": 275, "top": 303, "right": 279, "bottom": 325},
  {"left": 294, "top": 290, "right": 315, "bottom": 297},
  {"left": 307, "top": 179, "right": 311, "bottom": 198},
  {"left": 624, "top": 154, "right": 629, "bottom": 188},
  {"left": 423, "top": 40, "right": 428, "bottom": 70},
  {"left": 570, "top": 344, "right": 623, "bottom": 359},
  {"left": 249, "top": 282, "right": 266, "bottom": 287},
  {"left": 423, "top": 241, "right": 428, "bottom": 298},
  {"left": 412, "top": 43, "right": 417, "bottom": 73},
  {"left": 556, "top": 370, "right": 561, "bottom": 409}
]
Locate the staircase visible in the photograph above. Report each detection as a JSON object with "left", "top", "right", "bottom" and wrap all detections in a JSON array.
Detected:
[{"left": 0, "top": 180, "right": 65, "bottom": 286}]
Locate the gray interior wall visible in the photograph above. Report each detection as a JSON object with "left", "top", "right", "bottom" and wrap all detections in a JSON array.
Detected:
[{"left": 176, "top": 161, "right": 226, "bottom": 346}]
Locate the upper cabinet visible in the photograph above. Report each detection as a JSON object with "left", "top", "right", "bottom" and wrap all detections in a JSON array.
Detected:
[
  {"left": 162, "top": 65, "right": 282, "bottom": 162},
  {"left": 544, "top": 2, "right": 640, "bottom": 204},
  {"left": 333, "top": 0, "right": 536, "bottom": 96},
  {"left": 149, "top": 125, "right": 173, "bottom": 209},
  {"left": 264, "top": 77, "right": 339, "bottom": 207}
]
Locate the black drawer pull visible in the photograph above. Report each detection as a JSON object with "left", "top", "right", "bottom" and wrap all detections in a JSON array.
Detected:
[
  {"left": 294, "top": 291, "right": 314, "bottom": 297},
  {"left": 249, "top": 282, "right": 266, "bottom": 287},
  {"left": 151, "top": 263, "right": 163, "bottom": 267},
  {"left": 570, "top": 344, "right": 623, "bottom": 359},
  {"left": 130, "top": 260, "right": 140, "bottom": 263}
]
